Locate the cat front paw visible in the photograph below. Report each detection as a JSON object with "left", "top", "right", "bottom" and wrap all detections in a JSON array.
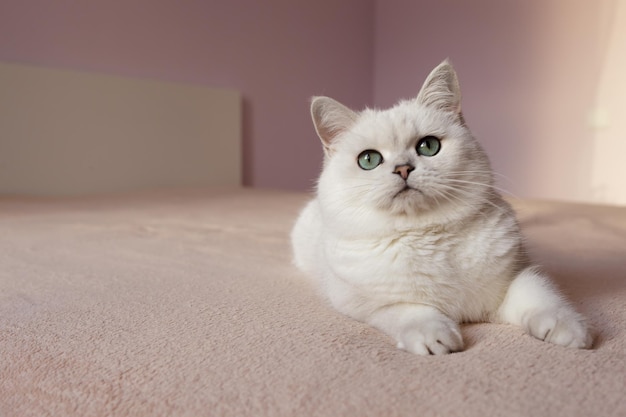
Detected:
[
  {"left": 397, "top": 315, "right": 463, "bottom": 355},
  {"left": 526, "top": 308, "right": 592, "bottom": 349}
]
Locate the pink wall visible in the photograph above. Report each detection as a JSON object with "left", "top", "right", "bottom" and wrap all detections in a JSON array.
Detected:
[
  {"left": 2, "top": 0, "right": 621, "bottom": 201},
  {"left": 0, "top": 0, "right": 375, "bottom": 190},
  {"left": 374, "top": 0, "right": 616, "bottom": 202}
]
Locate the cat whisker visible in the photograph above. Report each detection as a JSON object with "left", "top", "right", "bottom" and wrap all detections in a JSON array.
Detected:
[
  {"left": 430, "top": 182, "right": 503, "bottom": 213},
  {"left": 439, "top": 170, "right": 518, "bottom": 198},
  {"left": 435, "top": 173, "right": 516, "bottom": 198},
  {"left": 441, "top": 178, "right": 512, "bottom": 197},
  {"left": 430, "top": 188, "right": 462, "bottom": 212}
]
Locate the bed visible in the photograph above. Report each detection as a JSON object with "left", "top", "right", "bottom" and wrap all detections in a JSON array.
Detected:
[{"left": 1, "top": 63, "right": 625, "bottom": 417}]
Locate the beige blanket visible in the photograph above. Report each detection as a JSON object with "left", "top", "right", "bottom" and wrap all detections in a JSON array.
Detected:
[{"left": 1, "top": 188, "right": 624, "bottom": 416}]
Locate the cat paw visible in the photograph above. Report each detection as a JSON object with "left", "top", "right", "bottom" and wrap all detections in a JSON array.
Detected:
[
  {"left": 525, "top": 308, "right": 592, "bottom": 349},
  {"left": 397, "top": 316, "right": 463, "bottom": 355}
]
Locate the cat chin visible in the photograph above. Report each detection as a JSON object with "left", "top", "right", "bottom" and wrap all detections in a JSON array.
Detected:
[
  {"left": 381, "top": 187, "right": 475, "bottom": 220},
  {"left": 381, "top": 189, "right": 435, "bottom": 217},
  {"left": 391, "top": 188, "right": 425, "bottom": 208}
]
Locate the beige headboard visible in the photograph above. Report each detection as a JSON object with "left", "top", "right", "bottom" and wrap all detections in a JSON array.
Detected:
[{"left": 0, "top": 62, "right": 241, "bottom": 195}]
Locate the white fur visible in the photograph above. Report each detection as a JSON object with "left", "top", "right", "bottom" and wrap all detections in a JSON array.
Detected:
[{"left": 292, "top": 61, "right": 591, "bottom": 355}]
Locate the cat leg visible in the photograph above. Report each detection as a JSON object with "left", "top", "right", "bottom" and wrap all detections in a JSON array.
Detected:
[
  {"left": 369, "top": 303, "right": 463, "bottom": 355},
  {"left": 497, "top": 267, "right": 592, "bottom": 349}
]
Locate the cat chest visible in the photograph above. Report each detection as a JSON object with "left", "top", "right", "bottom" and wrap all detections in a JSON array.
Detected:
[
  {"left": 382, "top": 234, "right": 453, "bottom": 274},
  {"left": 326, "top": 232, "right": 511, "bottom": 320},
  {"left": 328, "top": 232, "right": 466, "bottom": 282}
]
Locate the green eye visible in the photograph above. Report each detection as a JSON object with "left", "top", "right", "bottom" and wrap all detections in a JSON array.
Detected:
[
  {"left": 357, "top": 150, "right": 383, "bottom": 170},
  {"left": 416, "top": 136, "right": 441, "bottom": 156}
]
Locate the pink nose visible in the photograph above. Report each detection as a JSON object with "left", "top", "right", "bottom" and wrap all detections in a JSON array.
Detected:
[{"left": 394, "top": 164, "right": 415, "bottom": 180}]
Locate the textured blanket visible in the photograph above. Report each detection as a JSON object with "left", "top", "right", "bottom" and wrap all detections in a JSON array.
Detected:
[{"left": 1, "top": 188, "right": 624, "bottom": 416}]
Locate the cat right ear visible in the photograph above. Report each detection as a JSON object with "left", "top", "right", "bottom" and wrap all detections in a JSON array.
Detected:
[
  {"left": 416, "top": 59, "right": 462, "bottom": 116},
  {"left": 310, "top": 96, "right": 358, "bottom": 156}
]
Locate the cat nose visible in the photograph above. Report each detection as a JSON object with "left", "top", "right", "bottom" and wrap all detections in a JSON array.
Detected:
[{"left": 393, "top": 164, "right": 415, "bottom": 180}]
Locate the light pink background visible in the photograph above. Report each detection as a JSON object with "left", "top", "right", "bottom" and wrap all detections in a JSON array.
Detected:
[
  {"left": 0, "top": 0, "right": 375, "bottom": 191},
  {"left": 1, "top": 0, "right": 622, "bottom": 202}
]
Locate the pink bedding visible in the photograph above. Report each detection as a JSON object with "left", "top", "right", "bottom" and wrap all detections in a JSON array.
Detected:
[{"left": 1, "top": 188, "right": 624, "bottom": 416}]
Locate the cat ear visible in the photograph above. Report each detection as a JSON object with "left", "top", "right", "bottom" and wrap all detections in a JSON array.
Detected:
[
  {"left": 311, "top": 96, "right": 358, "bottom": 156},
  {"left": 416, "top": 59, "right": 462, "bottom": 116}
]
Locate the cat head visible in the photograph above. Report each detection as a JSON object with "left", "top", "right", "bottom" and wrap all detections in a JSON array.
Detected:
[{"left": 311, "top": 60, "right": 494, "bottom": 226}]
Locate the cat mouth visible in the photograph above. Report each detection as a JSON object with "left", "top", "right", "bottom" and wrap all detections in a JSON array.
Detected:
[{"left": 394, "top": 185, "right": 420, "bottom": 197}]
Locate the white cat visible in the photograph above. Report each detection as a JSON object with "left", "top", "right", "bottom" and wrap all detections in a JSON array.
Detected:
[{"left": 291, "top": 60, "right": 592, "bottom": 355}]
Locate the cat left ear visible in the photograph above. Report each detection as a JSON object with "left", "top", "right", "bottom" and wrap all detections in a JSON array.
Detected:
[
  {"left": 311, "top": 96, "right": 358, "bottom": 156},
  {"left": 416, "top": 59, "right": 462, "bottom": 117}
]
